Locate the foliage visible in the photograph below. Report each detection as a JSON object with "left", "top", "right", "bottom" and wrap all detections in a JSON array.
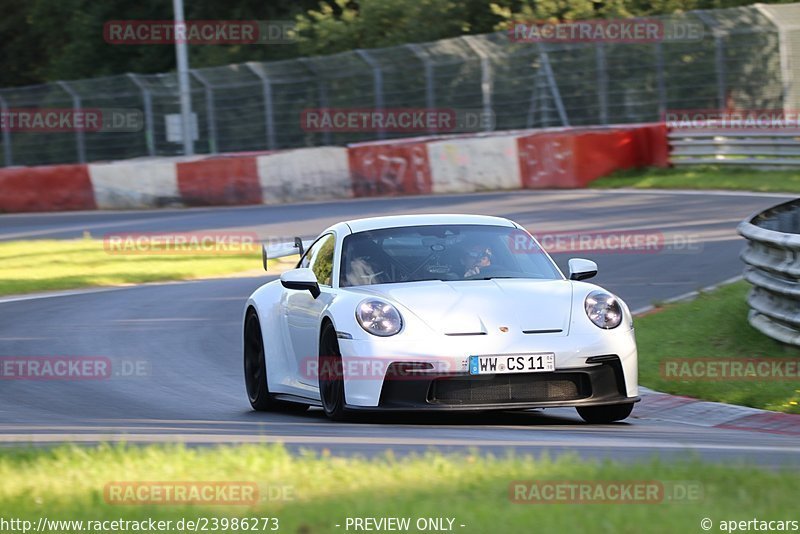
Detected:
[{"left": 2, "top": 0, "right": 794, "bottom": 87}]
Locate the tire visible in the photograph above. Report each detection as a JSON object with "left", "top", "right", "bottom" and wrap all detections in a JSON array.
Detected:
[
  {"left": 318, "top": 321, "right": 349, "bottom": 421},
  {"left": 244, "top": 309, "right": 308, "bottom": 413},
  {"left": 576, "top": 403, "right": 634, "bottom": 424}
]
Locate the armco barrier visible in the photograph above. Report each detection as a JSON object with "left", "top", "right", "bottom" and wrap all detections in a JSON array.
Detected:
[
  {"left": 0, "top": 123, "right": 668, "bottom": 213},
  {"left": 738, "top": 198, "right": 800, "bottom": 345}
]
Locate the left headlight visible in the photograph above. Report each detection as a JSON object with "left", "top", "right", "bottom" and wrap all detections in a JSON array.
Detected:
[
  {"left": 356, "top": 299, "right": 403, "bottom": 337},
  {"left": 584, "top": 291, "right": 623, "bottom": 329}
]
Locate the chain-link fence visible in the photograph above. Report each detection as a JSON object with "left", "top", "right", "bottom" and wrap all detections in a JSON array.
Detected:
[{"left": 0, "top": 4, "right": 792, "bottom": 167}]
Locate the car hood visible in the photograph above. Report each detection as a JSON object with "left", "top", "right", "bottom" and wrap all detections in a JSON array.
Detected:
[{"left": 349, "top": 279, "right": 574, "bottom": 336}]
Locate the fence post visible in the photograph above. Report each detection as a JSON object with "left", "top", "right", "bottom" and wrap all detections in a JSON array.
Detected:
[
  {"left": 540, "top": 72, "right": 552, "bottom": 127},
  {"left": 596, "top": 44, "right": 609, "bottom": 125},
  {"left": 525, "top": 70, "right": 541, "bottom": 129},
  {"left": 713, "top": 35, "right": 727, "bottom": 109},
  {"left": 462, "top": 36, "right": 494, "bottom": 132},
  {"left": 56, "top": 81, "right": 86, "bottom": 164},
  {"left": 300, "top": 59, "right": 331, "bottom": 145},
  {"left": 127, "top": 73, "right": 156, "bottom": 157},
  {"left": 191, "top": 70, "right": 218, "bottom": 154},
  {"left": 0, "top": 92, "right": 12, "bottom": 166},
  {"left": 755, "top": 4, "right": 793, "bottom": 113},
  {"left": 654, "top": 42, "right": 667, "bottom": 120},
  {"left": 696, "top": 12, "right": 727, "bottom": 109},
  {"left": 406, "top": 44, "right": 436, "bottom": 133},
  {"left": 536, "top": 44, "right": 570, "bottom": 127},
  {"left": 355, "top": 49, "right": 386, "bottom": 140},
  {"left": 246, "top": 62, "right": 276, "bottom": 150}
]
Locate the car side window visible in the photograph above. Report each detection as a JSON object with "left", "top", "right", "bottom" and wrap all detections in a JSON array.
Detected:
[{"left": 300, "top": 234, "right": 335, "bottom": 287}]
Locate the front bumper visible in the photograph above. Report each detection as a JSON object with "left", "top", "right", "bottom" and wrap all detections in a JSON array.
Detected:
[
  {"left": 337, "top": 329, "right": 639, "bottom": 408},
  {"left": 345, "top": 356, "right": 637, "bottom": 411}
]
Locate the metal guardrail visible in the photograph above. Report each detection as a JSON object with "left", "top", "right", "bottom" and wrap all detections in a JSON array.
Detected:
[
  {"left": 669, "top": 129, "right": 800, "bottom": 166},
  {"left": 738, "top": 199, "right": 800, "bottom": 345}
]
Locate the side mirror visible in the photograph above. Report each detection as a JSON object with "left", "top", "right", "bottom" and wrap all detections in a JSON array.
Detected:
[
  {"left": 280, "top": 268, "right": 321, "bottom": 298},
  {"left": 568, "top": 258, "right": 598, "bottom": 281}
]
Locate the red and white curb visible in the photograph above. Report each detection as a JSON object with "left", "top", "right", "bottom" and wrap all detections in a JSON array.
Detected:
[{"left": 636, "top": 387, "right": 800, "bottom": 435}]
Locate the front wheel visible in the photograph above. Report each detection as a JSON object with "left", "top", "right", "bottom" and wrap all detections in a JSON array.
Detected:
[
  {"left": 244, "top": 309, "right": 308, "bottom": 413},
  {"left": 576, "top": 403, "right": 634, "bottom": 424},
  {"left": 318, "top": 322, "right": 350, "bottom": 421}
]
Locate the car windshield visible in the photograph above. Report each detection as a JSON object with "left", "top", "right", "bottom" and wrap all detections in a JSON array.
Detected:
[{"left": 340, "top": 224, "right": 562, "bottom": 287}]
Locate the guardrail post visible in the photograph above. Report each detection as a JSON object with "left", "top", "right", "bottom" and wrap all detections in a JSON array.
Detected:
[
  {"left": 127, "top": 73, "right": 156, "bottom": 157},
  {"left": 0, "top": 92, "right": 12, "bottom": 166},
  {"left": 56, "top": 81, "right": 86, "bottom": 164},
  {"left": 356, "top": 49, "right": 386, "bottom": 140},
  {"left": 190, "top": 70, "right": 218, "bottom": 154},
  {"left": 246, "top": 62, "right": 276, "bottom": 150}
]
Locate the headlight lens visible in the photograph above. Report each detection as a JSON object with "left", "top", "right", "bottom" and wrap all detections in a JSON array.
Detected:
[
  {"left": 356, "top": 300, "right": 403, "bottom": 337},
  {"left": 584, "top": 291, "right": 623, "bottom": 329}
]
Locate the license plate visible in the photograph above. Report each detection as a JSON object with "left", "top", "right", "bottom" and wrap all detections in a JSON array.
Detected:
[{"left": 469, "top": 353, "right": 555, "bottom": 375}]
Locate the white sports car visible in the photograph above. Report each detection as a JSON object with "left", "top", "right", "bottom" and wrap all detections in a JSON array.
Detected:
[{"left": 244, "top": 214, "right": 639, "bottom": 423}]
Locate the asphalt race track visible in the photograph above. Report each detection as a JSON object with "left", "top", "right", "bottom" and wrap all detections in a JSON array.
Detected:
[{"left": 1, "top": 189, "right": 798, "bottom": 467}]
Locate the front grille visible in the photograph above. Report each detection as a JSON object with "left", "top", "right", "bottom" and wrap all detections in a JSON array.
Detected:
[{"left": 428, "top": 373, "right": 590, "bottom": 405}]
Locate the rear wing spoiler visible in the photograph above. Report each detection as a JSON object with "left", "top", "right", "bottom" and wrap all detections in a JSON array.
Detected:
[{"left": 262, "top": 237, "right": 314, "bottom": 271}]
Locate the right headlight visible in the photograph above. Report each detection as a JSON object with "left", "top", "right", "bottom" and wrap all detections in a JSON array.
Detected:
[
  {"left": 356, "top": 299, "right": 403, "bottom": 337},
  {"left": 584, "top": 290, "right": 623, "bottom": 329}
]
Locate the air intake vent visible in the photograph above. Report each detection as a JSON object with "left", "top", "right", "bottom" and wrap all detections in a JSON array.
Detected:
[{"left": 428, "top": 373, "right": 590, "bottom": 405}]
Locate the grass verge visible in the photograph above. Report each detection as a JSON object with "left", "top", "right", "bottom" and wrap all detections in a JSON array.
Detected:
[
  {"left": 0, "top": 238, "right": 297, "bottom": 296},
  {"left": 636, "top": 281, "right": 800, "bottom": 413},
  {"left": 590, "top": 165, "right": 800, "bottom": 193},
  {"left": 0, "top": 444, "right": 796, "bottom": 533}
]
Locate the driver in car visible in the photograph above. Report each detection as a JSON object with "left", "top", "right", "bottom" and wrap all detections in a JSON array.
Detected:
[{"left": 462, "top": 245, "right": 492, "bottom": 277}]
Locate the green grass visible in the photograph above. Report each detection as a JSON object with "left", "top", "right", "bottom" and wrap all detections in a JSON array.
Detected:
[
  {"left": 637, "top": 281, "right": 800, "bottom": 413},
  {"left": 0, "top": 444, "right": 796, "bottom": 533},
  {"left": 0, "top": 238, "right": 297, "bottom": 296},
  {"left": 591, "top": 165, "right": 800, "bottom": 193}
]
